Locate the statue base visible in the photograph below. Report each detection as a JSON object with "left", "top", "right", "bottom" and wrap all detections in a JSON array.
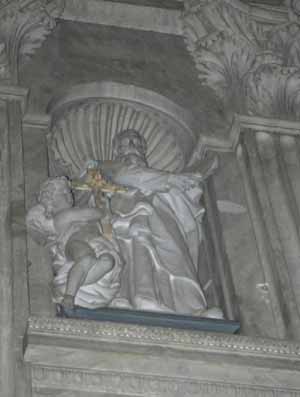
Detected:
[
  {"left": 26, "top": 315, "right": 300, "bottom": 397},
  {"left": 57, "top": 305, "right": 240, "bottom": 334}
]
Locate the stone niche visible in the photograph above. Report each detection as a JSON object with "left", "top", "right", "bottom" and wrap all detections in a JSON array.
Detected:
[
  {"left": 26, "top": 80, "right": 236, "bottom": 321},
  {"left": 24, "top": 81, "right": 300, "bottom": 397},
  {"left": 21, "top": 20, "right": 286, "bottom": 339}
]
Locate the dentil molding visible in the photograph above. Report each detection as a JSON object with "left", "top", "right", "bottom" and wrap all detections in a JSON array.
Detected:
[{"left": 27, "top": 315, "right": 300, "bottom": 360}]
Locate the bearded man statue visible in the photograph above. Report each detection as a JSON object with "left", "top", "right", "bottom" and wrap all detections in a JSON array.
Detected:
[{"left": 89, "top": 129, "right": 213, "bottom": 316}]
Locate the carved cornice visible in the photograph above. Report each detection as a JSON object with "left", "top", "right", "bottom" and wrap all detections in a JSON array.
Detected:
[
  {"left": 20, "top": 111, "right": 300, "bottom": 152},
  {"left": 62, "top": 0, "right": 182, "bottom": 35},
  {"left": 57, "top": 0, "right": 288, "bottom": 37},
  {"left": 202, "top": 115, "right": 300, "bottom": 152},
  {"left": 0, "top": 0, "right": 64, "bottom": 84},
  {"left": 183, "top": 0, "right": 300, "bottom": 127},
  {"left": 27, "top": 316, "right": 300, "bottom": 360}
]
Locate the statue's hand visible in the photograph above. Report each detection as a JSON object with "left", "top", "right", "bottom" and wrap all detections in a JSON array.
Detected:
[
  {"left": 86, "top": 159, "right": 101, "bottom": 169},
  {"left": 168, "top": 173, "right": 203, "bottom": 191},
  {"left": 79, "top": 160, "right": 102, "bottom": 177}
]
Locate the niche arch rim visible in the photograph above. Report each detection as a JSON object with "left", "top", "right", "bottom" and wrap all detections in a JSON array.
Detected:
[{"left": 47, "top": 81, "right": 197, "bottom": 177}]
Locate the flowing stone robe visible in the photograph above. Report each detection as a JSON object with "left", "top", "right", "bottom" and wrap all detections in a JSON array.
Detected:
[{"left": 106, "top": 164, "right": 207, "bottom": 315}]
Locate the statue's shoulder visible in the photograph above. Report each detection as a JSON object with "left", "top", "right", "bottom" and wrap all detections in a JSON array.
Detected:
[
  {"left": 26, "top": 204, "right": 46, "bottom": 226},
  {"left": 26, "top": 204, "right": 55, "bottom": 246}
]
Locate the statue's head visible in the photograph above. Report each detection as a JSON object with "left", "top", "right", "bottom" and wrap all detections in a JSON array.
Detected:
[
  {"left": 113, "top": 129, "right": 148, "bottom": 166},
  {"left": 38, "top": 177, "right": 73, "bottom": 218}
]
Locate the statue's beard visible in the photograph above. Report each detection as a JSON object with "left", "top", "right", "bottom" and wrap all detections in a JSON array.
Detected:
[{"left": 118, "top": 152, "right": 148, "bottom": 167}]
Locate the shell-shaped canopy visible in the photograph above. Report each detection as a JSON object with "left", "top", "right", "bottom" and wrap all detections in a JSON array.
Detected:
[{"left": 47, "top": 82, "right": 197, "bottom": 177}]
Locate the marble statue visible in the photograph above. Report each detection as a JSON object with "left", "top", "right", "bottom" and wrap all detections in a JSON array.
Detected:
[
  {"left": 26, "top": 177, "right": 122, "bottom": 309},
  {"left": 78, "top": 129, "right": 214, "bottom": 316},
  {"left": 27, "top": 129, "right": 223, "bottom": 318}
]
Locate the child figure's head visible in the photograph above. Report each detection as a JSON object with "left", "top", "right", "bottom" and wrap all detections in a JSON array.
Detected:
[{"left": 38, "top": 177, "right": 73, "bottom": 218}]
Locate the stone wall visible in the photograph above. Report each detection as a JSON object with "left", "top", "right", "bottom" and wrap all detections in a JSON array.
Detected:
[{"left": 2, "top": 0, "right": 300, "bottom": 396}]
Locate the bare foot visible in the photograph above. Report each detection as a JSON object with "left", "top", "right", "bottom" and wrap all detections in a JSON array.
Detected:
[
  {"left": 63, "top": 294, "right": 75, "bottom": 310},
  {"left": 201, "top": 307, "right": 224, "bottom": 319}
]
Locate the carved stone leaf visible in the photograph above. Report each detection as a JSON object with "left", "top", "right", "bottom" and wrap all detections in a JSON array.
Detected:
[
  {"left": 269, "top": 23, "right": 300, "bottom": 66},
  {"left": 19, "top": 17, "right": 55, "bottom": 62},
  {"left": 183, "top": 0, "right": 266, "bottom": 118},
  {"left": 248, "top": 64, "right": 300, "bottom": 120},
  {"left": 220, "top": 2, "right": 266, "bottom": 48},
  {"left": 0, "top": 0, "right": 64, "bottom": 82},
  {"left": 195, "top": 49, "right": 227, "bottom": 92},
  {"left": 183, "top": 0, "right": 300, "bottom": 122},
  {"left": 184, "top": 0, "right": 265, "bottom": 47},
  {"left": 195, "top": 39, "right": 256, "bottom": 115},
  {"left": 287, "top": 0, "right": 300, "bottom": 22}
]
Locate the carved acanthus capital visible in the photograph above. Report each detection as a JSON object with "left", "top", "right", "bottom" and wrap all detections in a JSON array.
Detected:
[
  {"left": 183, "top": 0, "right": 300, "bottom": 122},
  {"left": 287, "top": 0, "right": 300, "bottom": 21},
  {"left": 183, "top": 0, "right": 266, "bottom": 117},
  {"left": 0, "top": 0, "right": 64, "bottom": 84}
]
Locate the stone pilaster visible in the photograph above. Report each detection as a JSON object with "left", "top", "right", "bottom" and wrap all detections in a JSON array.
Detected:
[
  {"left": 243, "top": 128, "right": 300, "bottom": 339},
  {"left": 0, "top": 1, "right": 64, "bottom": 396},
  {"left": 202, "top": 116, "right": 300, "bottom": 339},
  {"left": 0, "top": 97, "right": 16, "bottom": 397},
  {"left": 0, "top": 85, "right": 30, "bottom": 397},
  {"left": 183, "top": 0, "right": 300, "bottom": 339}
]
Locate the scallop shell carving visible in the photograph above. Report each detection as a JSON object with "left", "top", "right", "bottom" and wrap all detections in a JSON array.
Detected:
[{"left": 47, "top": 82, "right": 196, "bottom": 177}]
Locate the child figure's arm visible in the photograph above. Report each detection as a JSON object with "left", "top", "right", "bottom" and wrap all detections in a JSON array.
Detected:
[{"left": 54, "top": 207, "right": 105, "bottom": 236}]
